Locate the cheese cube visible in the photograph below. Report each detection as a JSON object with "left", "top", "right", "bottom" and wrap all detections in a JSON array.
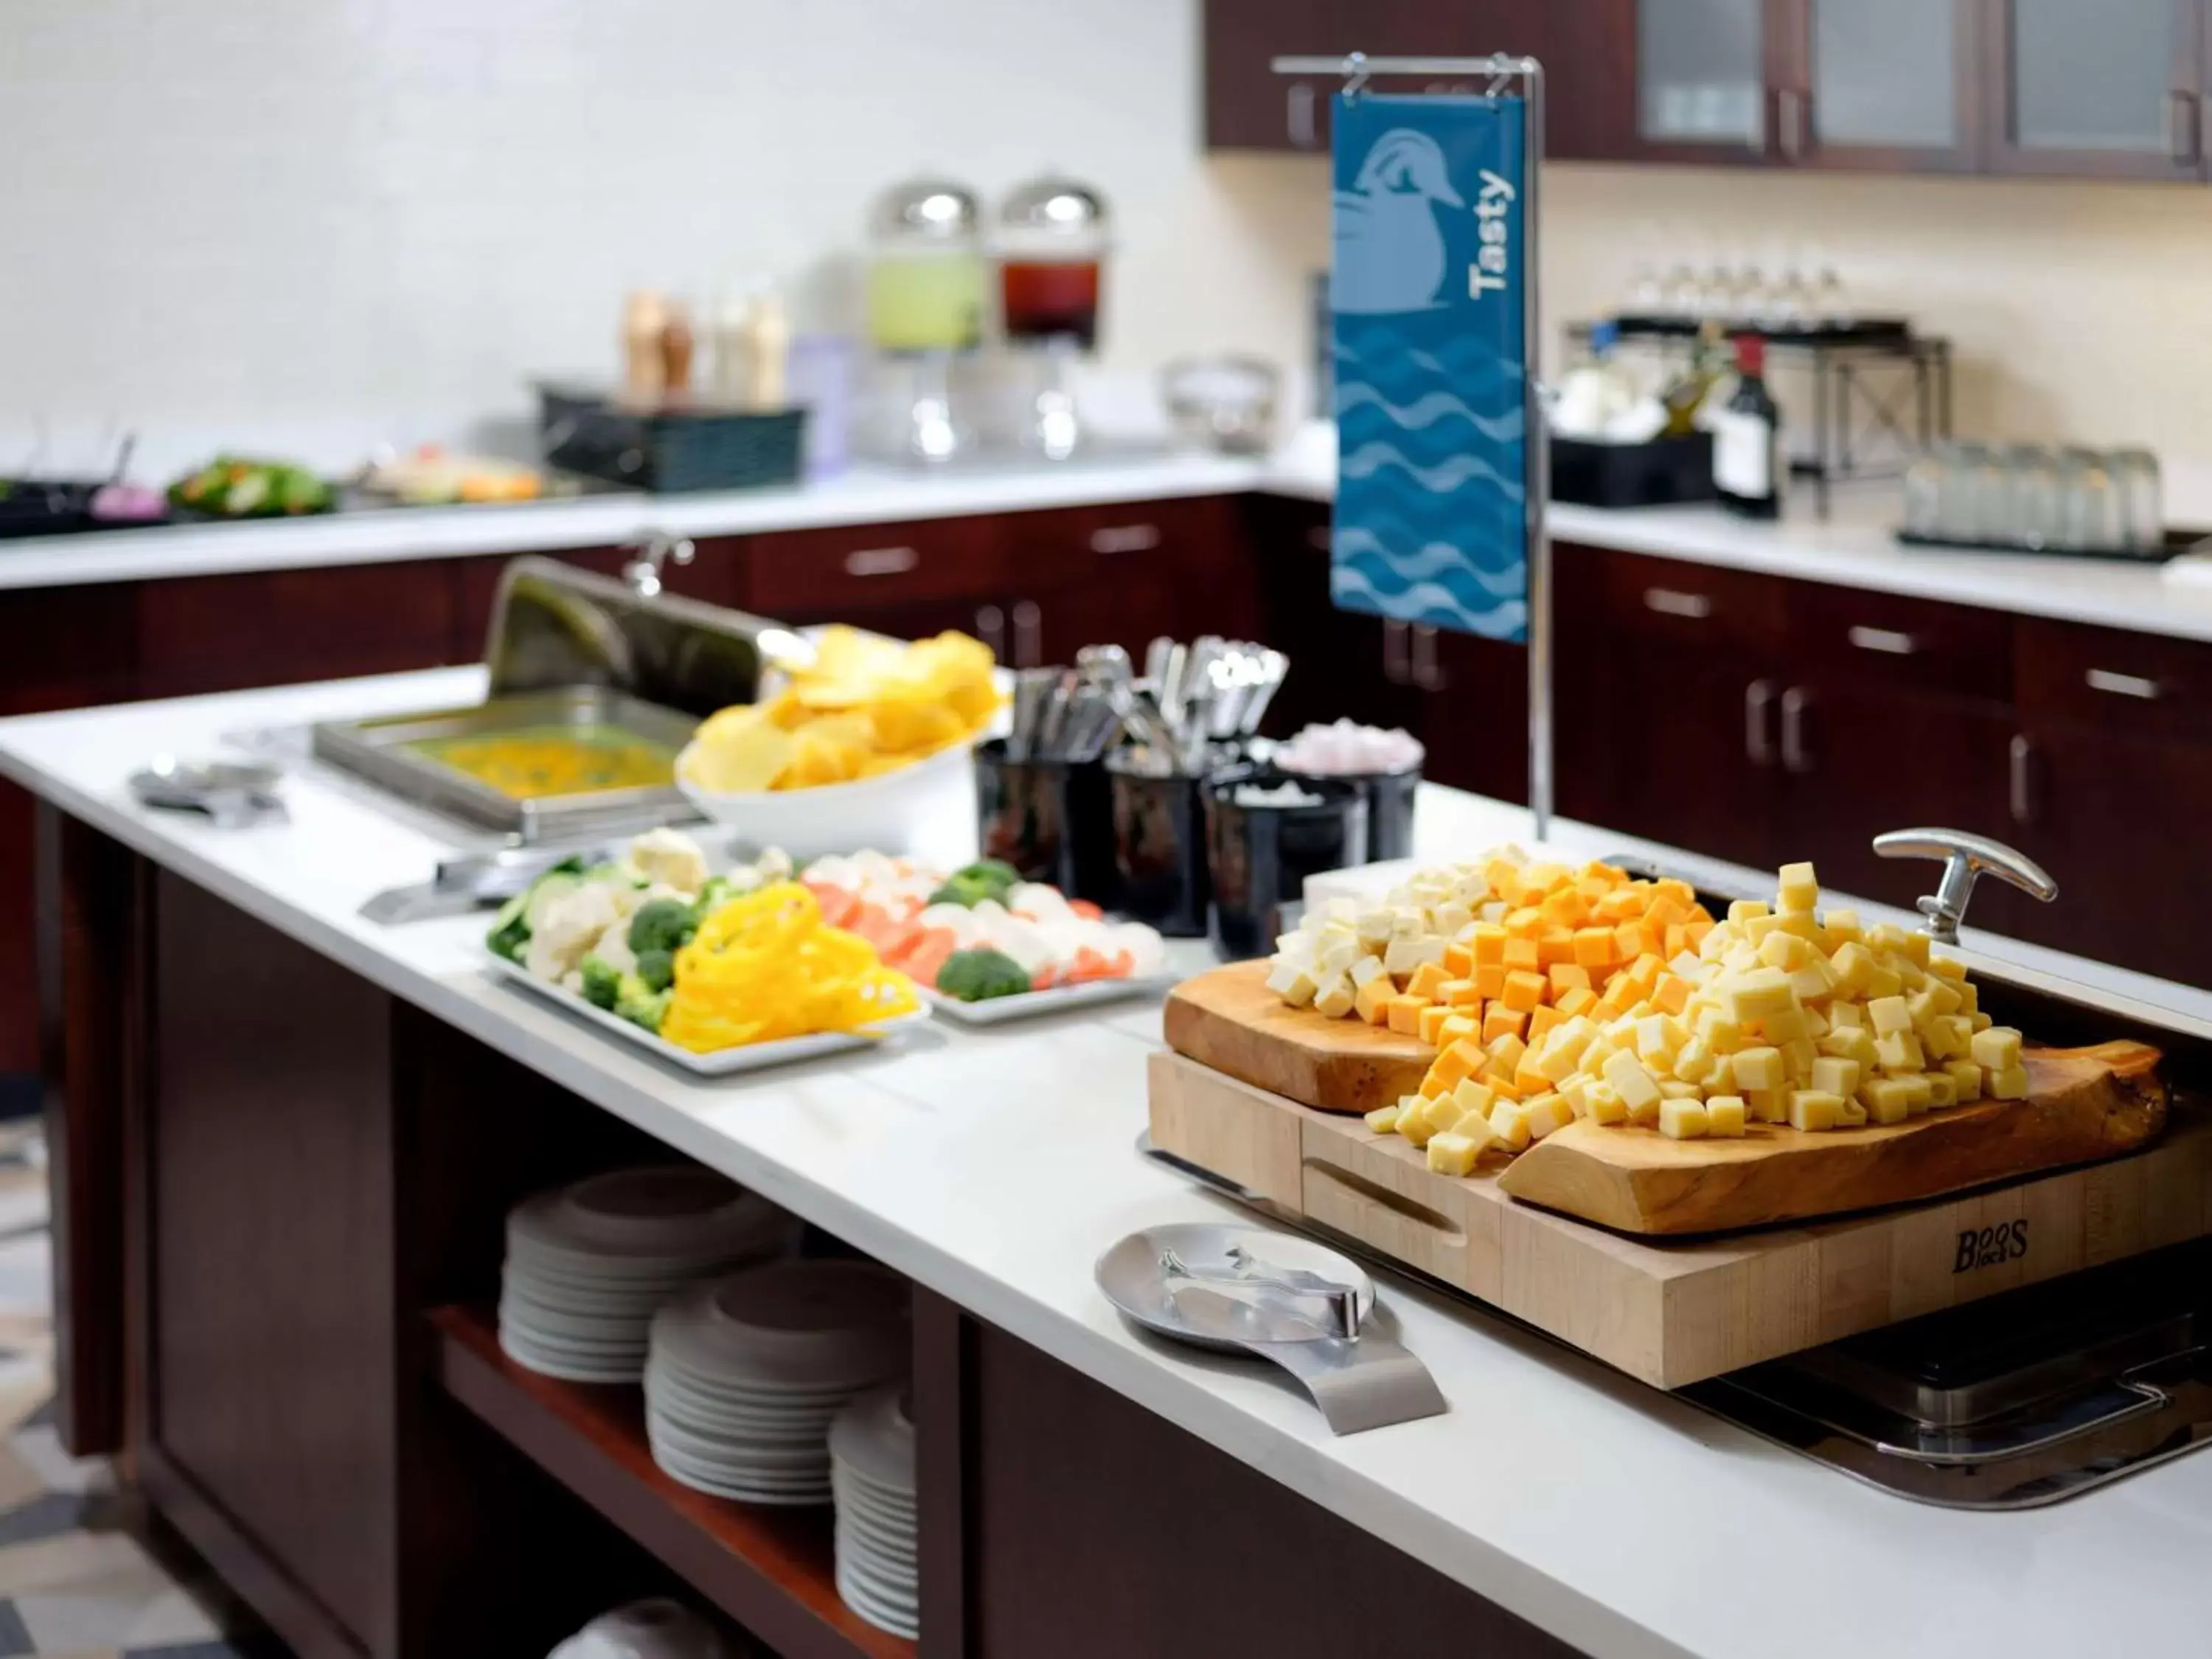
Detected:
[
  {"left": 1267, "top": 961, "right": 1319, "bottom": 1006},
  {"left": 1495, "top": 968, "right": 1543, "bottom": 1014},
  {"left": 1900, "top": 1074, "right": 1935, "bottom": 1116},
  {"left": 1725, "top": 968, "right": 1797, "bottom": 1021},
  {"left": 1652, "top": 974, "right": 1694, "bottom": 1016},
  {"left": 1554, "top": 985, "right": 1597, "bottom": 1019},
  {"left": 1783, "top": 1037, "right": 1820, "bottom": 1080},
  {"left": 1315, "top": 936, "right": 1363, "bottom": 979},
  {"left": 1525, "top": 1092, "right": 1575, "bottom": 1141},
  {"left": 1417, "top": 1004, "right": 1453, "bottom": 1046},
  {"left": 1829, "top": 942, "right": 1877, "bottom": 995},
  {"left": 1527, "top": 1005, "right": 1565, "bottom": 1044},
  {"left": 1438, "top": 1015, "right": 1479, "bottom": 1048},
  {"left": 1972, "top": 1010, "right": 1994, "bottom": 1032},
  {"left": 1828, "top": 1001, "right": 1865, "bottom": 1031},
  {"left": 1548, "top": 962, "right": 1593, "bottom": 997},
  {"left": 1732, "top": 1046, "right": 1787, "bottom": 1091},
  {"left": 1433, "top": 1039, "right": 1482, "bottom": 1091},
  {"left": 1777, "top": 861, "right": 1820, "bottom": 913},
  {"left": 1916, "top": 979, "right": 1965, "bottom": 1019},
  {"left": 1486, "top": 1032, "right": 1528, "bottom": 1072},
  {"left": 1636, "top": 1014, "right": 1683, "bottom": 1065},
  {"left": 1728, "top": 899, "right": 1773, "bottom": 922},
  {"left": 1789, "top": 1091, "right": 1844, "bottom": 1131},
  {"left": 1926, "top": 1073, "right": 1958, "bottom": 1109},
  {"left": 1705, "top": 1096, "right": 1748, "bottom": 1137},
  {"left": 1746, "top": 1087, "right": 1788, "bottom": 1124},
  {"left": 1443, "top": 942, "right": 1475, "bottom": 978},
  {"left": 1481, "top": 1067, "right": 1522, "bottom": 1102},
  {"left": 1397, "top": 1106, "right": 1436, "bottom": 1147},
  {"left": 1836, "top": 1099, "right": 1870, "bottom": 1127},
  {"left": 1407, "top": 960, "right": 1450, "bottom": 1001},
  {"left": 1483, "top": 1005, "right": 1529, "bottom": 1044},
  {"left": 1946, "top": 1058, "right": 1984, "bottom": 1102},
  {"left": 1924, "top": 1013, "right": 1972, "bottom": 1061},
  {"left": 1865, "top": 961, "right": 1904, "bottom": 1000},
  {"left": 1427, "top": 1131, "right": 1486, "bottom": 1176},
  {"left": 1434, "top": 901, "right": 1474, "bottom": 939},
  {"left": 1502, "top": 936, "right": 1541, "bottom": 972},
  {"left": 1656, "top": 1079, "right": 1700, "bottom": 1100},
  {"left": 1451, "top": 1079, "right": 1498, "bottom": 1121},
  {"left": 1695, "top": 1009, "right": 1746, "bottom": 1052},
  {"left": 1859, "top": 1077, "right": 1915, "bottom": 1124},
  {"left": 1971, "top": 1027, "right": 2023, "bottom": 1071},
  {"left": 1958, "top": 981, "right": 1980, "bottom": 1018},
  {"left": 1349, "top": 956, "right": 1388, "bottom": 990},
  {"left": 1875, "top": 1030, "right": 1926, "bottom": 1076},
  {"left": 1673, "top": 1037, "right": 1717, "bottom": 1087},
  {"left": 1513, "top": 1053, "right": 1553, "bottom": 1096},
  {"left": 1470, "top": 923, "right": 1509, "bottom": 964},
  {"left": 1557, "top": 1077, "right": 1592, "bottom": 1119},
  {"left": 1742, "top": 914, "right": 1784, "bottom": 947},
  {"left": 1760, "top": 1004, "right": 1811, "bottom": 1046},
  {"left": 1583, "top": 1079, "right": 1628, "bottom": 1125},
  {"left": 1759, "top": 931, "right": 1812, "bottom": 972},
  {"left": 1819, "top": 1028, "right": 1881, "bottom": 1071},
  {"left": 1810, "top": 1055, "right": 1861, "bottom": 1098},
  {"left": 1366, "top": 1105, "right": 1402, "bottom": 1135},
  {"left": 1789, "top": 957, "right": 1840, "bottom": 1004},
  {"left": 1824, "top": 908, "right": 1863, "bottom": 945},
  {"left": 1487, "top": 1101, "right": 1533, "bottom": 1151},
  {"left": 1659, "top": 1098, "right": 1711, "bottom": 1139},
  {"left": 1602, "top": 1049, "right": 1663, "bottom": 1113},
  {"left": 1307, "top": 972, "right": 1351, "bottom": 1017},
  {"left": 1473, "top": 962, "right": 1508, "bottom": 999},
  {"left": 1354, "top": 976, "right": 1394, "bottom": 1026},
  {"left": 1989, "top": 1064, "right": 2030, "bottom": 1101},
  {"left": 1424, "top": 1089, "right": 1475, "bottom": 1135},
  {"left": 1801, "top": 1005, "right": 1831, "bottom": 1040},
  {"left": 1419, "top": 1066, "right": 1451, "bottom": 1100},
  {"left": 1385, "top": 996, "right": 1430, "bottom": 1036},
  {"left": 1867, "top": 995, "right": 1913, "bottom": 1036}
]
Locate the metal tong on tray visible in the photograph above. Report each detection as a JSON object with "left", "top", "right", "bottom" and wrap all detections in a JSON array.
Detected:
[{"left": 1160, "top": 1243, "right": 1363, "bottom": 1340}]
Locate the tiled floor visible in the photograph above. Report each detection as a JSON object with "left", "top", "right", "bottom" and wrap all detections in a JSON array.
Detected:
[{"left": 0, "top": 1123, "right": 283, "bottom": 1658}]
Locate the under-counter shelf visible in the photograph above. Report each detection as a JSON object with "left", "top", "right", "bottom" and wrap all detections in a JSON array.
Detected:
[{"left": 429, "top": 1306, "right": 915, "bottom": 1659}]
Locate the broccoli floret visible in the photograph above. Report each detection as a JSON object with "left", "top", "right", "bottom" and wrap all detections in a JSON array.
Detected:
[
  {"left": 544, "top": 855, "right": 586, "bottom": 878},
  {"left": 613, "top": 972, "right": 672, "bottom": 1034},
  {"left": 936, "top": 947, "right": 1032, "bottom": 1002},
  {"left": 487, "top": 892, "right": 532, "bottom": 962},
  {"left": 962, "top": 858, "right": 1020, "bottom": 888},
  {"left": 627, "top": 897, "right": 698, "bottom": 955},
  {"left": 634, "top": 947, "right": 675, "bottom": 994},
  {"left": 692, "top": 874, "right": 736, "bottom": 919},
  {"left": 928, "top": 860, "right": 1023, "bottom": 909},
  {"left": 578, "top": 955, "right": 623, "bottom": 1009}
]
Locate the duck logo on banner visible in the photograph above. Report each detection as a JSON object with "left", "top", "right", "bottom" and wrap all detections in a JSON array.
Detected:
[{"left": 1331, "top": 93, "right": 1528, "bottom": 642}]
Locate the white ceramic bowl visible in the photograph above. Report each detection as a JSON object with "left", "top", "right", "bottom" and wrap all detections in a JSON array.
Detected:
[{"left": 675, "top": 737, "right": 978, "bottom": 861}]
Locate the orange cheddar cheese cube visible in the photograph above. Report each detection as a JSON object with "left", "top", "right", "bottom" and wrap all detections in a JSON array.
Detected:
[
  {"left": 1548, "top": 962, "right": 1593, "bottom": 995},
  {"left": 1475, "top": 963, "right": 1508, "bottom": 999},
  {"left": 1483, "top": 1004, "right": 1531, "bottom": 1043},
  {"left": 1540, "top": 887, "right": 1590, "bottom": 928},
  {"left": 1614, "top": 919, "right": 1656, "bottom": 962},
  {"left": 1572, "top": 927, "right": 1618, "bottom": 970},
  {"left": 1470, "top": 924, "right": 1509, "bottom": 965},
  {"left": 1500, "top": 969, "right": 1548, "bottom": 1013},
  {"left": 1437, "top": 1015, "right": 1479, "bottom": 1048},
  {"left": 1652, "top": 974, "right": 1692, "bottom": 1015},
  {"left": 1554, "top": 985, "right": 1598, "bottom": 1019},
  {"left": 1537, "top": 927, "right": 1577, "bottom": 967},
  {"left": 1417, "top": 1004, "right": 1454, "bottom": 1046},
  {"left": 1440, "top": 978, "right": 1483, "bottom": 1008},
  {"left": 1527, "top": 1004, "right": 1564, "bottom": 1043},
  {"left": 1645, "top": 894, "right": 1689, "bottom": 931},
  {"left": 1432, "top": 1040, "right": 1481, "bottom": 1091},
  {"left": 1505, "top": 906, "right": 1545, "bottom": 938},
  {"left": 1513, "top": 1054, "right": 1553, "bottom": 1096},
  {"left": 1442, "top": 942, "right": 1474, "bottom": 978},
  {"left": 1385, "top": 996, "right": 1429, "bottom": 1036},
  {"left": 1502, "top": 936, "right": 1542, "bottom": 973},
  {"left": 1418, "top": 1068, "right": 1451, "bottom": 1099},
  {"left": 1407, "top": 961, "right": 1450, "bottom": 1000}
]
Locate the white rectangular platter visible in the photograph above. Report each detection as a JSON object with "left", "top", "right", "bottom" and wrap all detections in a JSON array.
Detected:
[
  {"left": 917, "top": 975, "right": 1177, "bottom": 1026},
  {"left": 484, "top": 953, "right": 931, "bottom": 1076}
]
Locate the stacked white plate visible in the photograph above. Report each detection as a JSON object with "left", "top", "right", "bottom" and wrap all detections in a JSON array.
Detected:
[
  {"left": 830, "top": 1384, "right": 918, "bottom": 1641},
  {"left": 644, "top": 1259, "right": 909, "bottom": 1506},
  {"left": 499, "top": 1166, "right": 801, "bottom": 1384}
]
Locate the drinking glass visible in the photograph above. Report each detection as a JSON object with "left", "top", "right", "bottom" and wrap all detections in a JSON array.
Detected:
[
  {"left": 1938, "top": 442, "right": 2003, "bottom": 543},
  {"left": 2110, "top": 448, "right": 2163, "bottom": 552},
  {"left": 1903, "top": 451, "right": 1946, "bottom": 539},
  {"left": 2056, "top": 448, "right": 2121, "bottom": 552},
  {"left": 2001, "top": 445, "right": 2062, "bottom": 549}
]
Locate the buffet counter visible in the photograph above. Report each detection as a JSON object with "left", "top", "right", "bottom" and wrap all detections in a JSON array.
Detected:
[{"left": 7, "top": 667, "right": 2212, "bottom": 1659}]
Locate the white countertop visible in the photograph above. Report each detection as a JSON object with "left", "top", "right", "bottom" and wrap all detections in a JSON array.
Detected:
[
  {"left": 5, "top": 667, "right": 2212, "bottom": 1659},
  {"left": 15, "top": 437, "right": 2212, "bottom": 647}
]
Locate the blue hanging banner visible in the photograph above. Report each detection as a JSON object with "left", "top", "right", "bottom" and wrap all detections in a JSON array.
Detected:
[{"left": 1331, "top": 91, "right": 1528, "bottom": 641}]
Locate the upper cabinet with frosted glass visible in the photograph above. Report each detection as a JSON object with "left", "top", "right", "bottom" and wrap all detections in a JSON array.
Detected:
[{"left": 1202, "top": 0, "right": 2212, "bottom": 182}]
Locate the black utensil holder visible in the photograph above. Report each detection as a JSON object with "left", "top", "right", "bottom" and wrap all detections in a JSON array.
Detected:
[
  {"left": 1202, "top": 766, "right": 1371, "bottom": 962},
  {"left": 974, "top": 742, "right": 1119, "bottom": 906}
]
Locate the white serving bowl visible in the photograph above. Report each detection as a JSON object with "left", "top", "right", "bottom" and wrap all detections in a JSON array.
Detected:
[{"left": 675, "top": 737, "right": 979, "bottom": 862}]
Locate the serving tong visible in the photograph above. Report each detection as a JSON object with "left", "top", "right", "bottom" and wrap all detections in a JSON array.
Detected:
[{"left": 1161, "top": 1242, "right": 1363, "bottom": 1340}]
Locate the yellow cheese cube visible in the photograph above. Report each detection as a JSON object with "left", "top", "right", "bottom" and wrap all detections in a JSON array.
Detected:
[
  {"left": 1416, "top": 1004, "right": 1453, "bottom": 1046},
  {"left": 1349, "top": 955, "right": 1389, "bottom": 990},
  {"left": 1971, "top": 1027, "right": 2023, "bottom": 1071},
  {"left": 1525, "top": 1092, "right": 1575, "bottom": 1140},
  {"left": 1728, "top": 899, "right": 1773, "bottom": 923},
  {"left": 1705, "top": 1096, "right": 1748, "bottom": 1137},
  {"left": 1897, "top": 930, "right": 1931, "bottom": 967},
  {"left": 1972, "top": 1010, "right": 1994, "bottom": 1032},
  {"left": 1452, "top": 1077, "right": 1498, "bottom": 1119},
  {"left": 1407, "top": 960, "right": 1450, "bottom": 1001},
  {"left": 1776, "top": 861, "right": 1820, "bottom": 913},
  {"left": 1436, "top": 976, "right": 1481, "bottom": 1009},
  {"left": 1659, "top": 1098, "right": 1711, "bottom": 1139},
  {"left": 1759, "top": 930, "right": 1813, "bottom": 971},
  {"left": 1918, "top": 979, "right": 1965, "bottom": 1018},
  {"left": 1761, "top": 1004, "right": 1811, "bottom": 1046},
  {"left": 1900, "top": 1074, "right": 1935, "bottom": 1116},
  {"left": 1924, "top": 1013, "right": 1972, "bottom": 1061},
  {"left": 1823, "top": 908, "right": 1863, "bottom": 945},
  {"left": 1875, "top": 1030, "right": 1926, "bottom": 1076},
  {"left": 1725, "top": 968, "right": 1798, "bottom": 1023},
  {"left": 1602, "top": 1048, "right": 1663, "bottom": 1113},
  {"left": 1742, "top": 913, "right": 1785, "bottom": 947},
  {"left": 1557, "top": 1077, "right": 1592, "bottom": 1119},
  {"left": 1486, "top": 1032, "right": 1528, "bottom": 1072},
  {"left": 1554, "top": 985, "right": 1598, "bottom": 1019},
  {"left": 1427, "top": 1130, "right": 1490, "bottom": 1177},
  {"left": 1397, "top": 1107, "right": 1436, "bottom": 1147},
  {"left": 1837, "top": 1099, "right": 1869, "bottom": 1127},
  {"left": 1583, "top": 1079, "right": 1628, "bottom": 1125},
  {"left": 1926, "top": 1073, "right": 1958, "bottom": 1109},
  {"left": 1865, "top": 922, "right": 1910, "bottom": 953},
  {"left": 1789, "top": 1091, "right": 1843, "bottom": 1131},
  {"left": 1354, "top": 976, "right": 1395, "bottom": 1026},
  {"left": 1819, "top": 1028, "right": 1881, "bottom": 1071},
  {"left": 1695, "top": 1009, "right": 1745, "bottom": 1053},
  {"left": 1658, "top": 1079, "right": 1703, "bottom": 1099},
  {"left": 1731, "top": 1046, "right": 1787, "bottom": 1091},
  {"left": 1828, "top": 1001, "right": 1865, "bottom": 1031},
  {"left": 1484, "top": 1004, "right": 1530, "bottom": 1043},
  {"left": 1946, "top": 1058, "right": 1983, "bottom": 1102},
  {"left": 1422, "top": 1090, "right": 1473, "bottom": 1135},
  {"left": 1783, "top": 1036, "right": 1820, "bottom": 1080},
  {"left": 1789, "top": 959, "right": 1839, "bottom": 1004},
  {"left": 1867, "top": 995, "right": 1913, "bottom": 1036},
  {"left": 1314, "top": 977, "right": 1357, "bottom": 1018},
  {"left": 1487, "top": 1101, "right": 1533, "bottom": 1151},
  {"left": 1860, "top": 1077, "right": 1915, "bottom": 1124},
  {"left": 1366, "top": 1105, "right": 1402, "bottom": 1134},
  {"left": 1929, "top": 953, "right": 1967, "bottom": 981},
  {"left": 1801, "top": 1005, "right": 1831, "bottom": 1040},
  {"left": 1990, "top": 1063, "right": 2030, "bottom": 1101},
  {"left": 1810, "top": 1055, "right": 1861, "bottom": 1098},
  {"left": 1527, "top": 1005, "right": 1565, "bottom": 1044},
  {"left": 1746, "top": 1087, "right": 1788, "bottom": 1124},
  {"left": 1437, "top": 1015, "right": 1480, "bottom": 1048},
  {"left": 1829, "top": 941, "right": 1877, "bottom": 995},
  {"left": 1673, "top": 1037, "right": 1717, "bottom": 1087},
  {"left": 1636, "top": 1013, "right": 1685, "bottom": 1065},
  {"left": 1865, "top": 961, "right": 1904, "bottom": 1001},
  {"left": 1958, "top": 981, "right": 1980, "bottom": 1018}
]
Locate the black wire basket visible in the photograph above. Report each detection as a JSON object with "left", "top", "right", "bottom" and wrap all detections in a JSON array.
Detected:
[{"left": 536, "top": 383, "right": 807, "bottom": 493}]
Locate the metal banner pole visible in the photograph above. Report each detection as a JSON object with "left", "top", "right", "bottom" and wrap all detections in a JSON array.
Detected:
[{"left": 1273, "top": 52, "right": 1554, "bottom": 838}]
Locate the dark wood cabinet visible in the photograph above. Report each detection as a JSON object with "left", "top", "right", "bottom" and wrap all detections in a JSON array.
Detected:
[
  {"left": 1203, "top": 0, "right": 1347, "bottom": 152},
  {"left": 1247, "top": 499, "right": 1419, "bottom": 740},
  {"left": 1788, "top": 0, "right": 1985, "bottom": 171},
  {"left": 1005, "top": 496, "right": 1258, "bottom": 666},
  {"left": 1359, "top": 0, "right": 1638, "bottom": 160},
  {"left": 1985, "top": 0, "right": 2207, "bottom": 179}
]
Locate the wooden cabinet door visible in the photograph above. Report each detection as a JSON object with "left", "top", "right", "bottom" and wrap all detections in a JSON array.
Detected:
[
  {"left": 1782, "top": 0, "right": 1983, "bottom": 170},
  {"left": 1984, "top": 0, "right": 2206, "bottom": 178},
  {"left": 1247, "top": 501, "right": 1420, "bottom": 740},
  {"left": 744, "top": 516, "right": 1009, "bottom": 622},
  {"left": 1358, "top": 0, "right": 1638, "bottom": 160},
  {"left": 1624, "top": 0, "right": 1790, "bottom": 164},
  {"left": 1204, "top": 0, "right": 1348, "bottom": 152},
  {"left": 1005, "top": 497, "right": 1258, "bottom": 668},
  {"left": 1419, "top": 630, "right": 1529, "bottom": 804}
]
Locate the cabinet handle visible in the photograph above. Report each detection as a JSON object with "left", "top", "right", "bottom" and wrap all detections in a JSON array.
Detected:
[
  {"left": 844, "top": 545, "right": 919, "bottom": 577},
  {"left": 1745, "top": 679, "right": 1776, "bottom": 768},
  {"left": 2169, "top": 91, "right": 2202, "bottom": 164},
  {"left": 1382, "top": 619, "right": 1410, "bottom": 686},
  {"left": 1776, "top": 88, "right": 1808, "bottom": 160},
  {"left": 1012, "top": 599, "right": 1042, "bottom": 668},
  {"left": 2008, "top": 734, "right": 2035, "bottom": 825},
  {"left": 975, "top": 605, "right": 1006, "bottom": 661},
  {"left": 1847, "top": 625, "right": 1920, "bottom": 656},
  {"left": 1287, "top": 83, "right": 1318, "bottom": 149},
  {"left": 1410, "top": 625, "right": 1445, "bottom": 692},
  {"left": 1779, "top": 686, "right": 1813, "bottom": 774},
  {"left": 1644, "top": 586, "right": 1713, "bottom": 620},
  {"left": 2085, "top": 667, "right": 2163, "bottom": 700},
  {"left": 1089, "top": 523, "right": 1162, "bottom": 555}
]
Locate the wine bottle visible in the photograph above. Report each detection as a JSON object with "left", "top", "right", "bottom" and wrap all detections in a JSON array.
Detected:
[{"left": 1713, "top": 333, "right": 1782, "bottom": 520}]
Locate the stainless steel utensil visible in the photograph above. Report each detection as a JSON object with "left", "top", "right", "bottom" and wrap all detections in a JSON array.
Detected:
[{"left": 129, "top": 757, "right": 286, "bottom": 829}]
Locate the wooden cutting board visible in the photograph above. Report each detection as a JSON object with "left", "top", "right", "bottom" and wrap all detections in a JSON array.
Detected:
[
  {"left": 1497, "top": 1041, "right": 2168, "bottom": 1234},
  {"left": 1149, "top": 1048, "right": 2210, "bottom": 1388},
  {"left": 1162, "top": 960, "right": 1432, "bottom": 1114}
]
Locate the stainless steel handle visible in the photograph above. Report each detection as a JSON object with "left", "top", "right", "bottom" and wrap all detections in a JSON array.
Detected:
[
  {"left": 2085, "top": 667, "right": 2163, "bottom": 700},
  {"left": 1011, "top": 599, "right": 1043, "bottom": 669},
  {"left": 1776, "top": 88, "right": 1807, "bottom": 160},
  {"left": 2169, "top": 90, "right": 2202, "bottom": 164},
  {"left": 1090, "top": 523, "right": 1162, "bottom": 555},
  {"left": 2008, "top": 734, "right": 2035, "bottom": 825},
  {"left": 975, "top": 604, "right": 1006, "bottom": 661},
  {"left": 1287, "top": 82, "right": 1318, "bottom": 149},
  {"left": 1872, "top": 827, "right": 2059, "bottom": 945},
  {"left": 1644, "top": 586, "right": 1714, "bottom": 621},
  {"left": 1779, "top": 685, "right": 1812, "bottom": 774},
  {"left": 1410, "top": 625, "right": 1444, "bottom": 692},
  {"left": 622, "top": 532, "right": 695, "bottom": 598},
  {"left": 1848, "top": 625, "right": 1920, "bottom": 656},
  {"left": 844, "top": 545, "right": 920, "bottom": 577},
  {"left": 1745, "top": 679, "right": 1776, "bottom": 768},
  {"left": 1381, "top": 619, "right": 1410, "bottom": 686}
]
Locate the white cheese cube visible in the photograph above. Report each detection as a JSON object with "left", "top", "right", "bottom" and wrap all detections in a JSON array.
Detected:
[
  {"left": 1971, "top": 1027, "right": 2023, "bottom": 1071},
  {"left": 1364, "top": 1105, "right": 1402, "bottom": 1134},
  {"left": 1788, "top": 1091, "right": 1843, "bottom": 1132},
  {"left": 1313, "top": 974, "right": 1356, "bottom": 1019},
  {"left": 1705, "top": 1096, "right": 1747, "bottom": 1137},
  {"left": 1267, "top": 961, "right": 1318, "bottom": 1006},
  {"left": 1659, "top": 1098, "right": 1710, "bottom": 1140}
]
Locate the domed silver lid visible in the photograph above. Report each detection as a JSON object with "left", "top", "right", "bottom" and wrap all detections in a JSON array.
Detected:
[
  {"left": 872, "top": 178, "right": 981, "bottom": 243},
  {"left": 1000, "top": 173, "right": 1108, "bottom": 233}
]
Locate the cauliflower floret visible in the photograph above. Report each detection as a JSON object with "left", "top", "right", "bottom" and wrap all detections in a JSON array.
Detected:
[
  {"left": 524, "top": 882, "right": 621, "bottom": 982},
  {"left": 623, "top": 827, "right": 710, "bottom": 896},
  {"left": 588, "top": 918, "right": 638, "bottom": 976},
  {"left": 755, "top": 846, "right": 793, "bottom": 883}
]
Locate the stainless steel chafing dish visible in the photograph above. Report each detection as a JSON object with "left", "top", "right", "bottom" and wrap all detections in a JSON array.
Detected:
[{"left": 313, "top": 547, "right": 786, "bottom": 841}]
